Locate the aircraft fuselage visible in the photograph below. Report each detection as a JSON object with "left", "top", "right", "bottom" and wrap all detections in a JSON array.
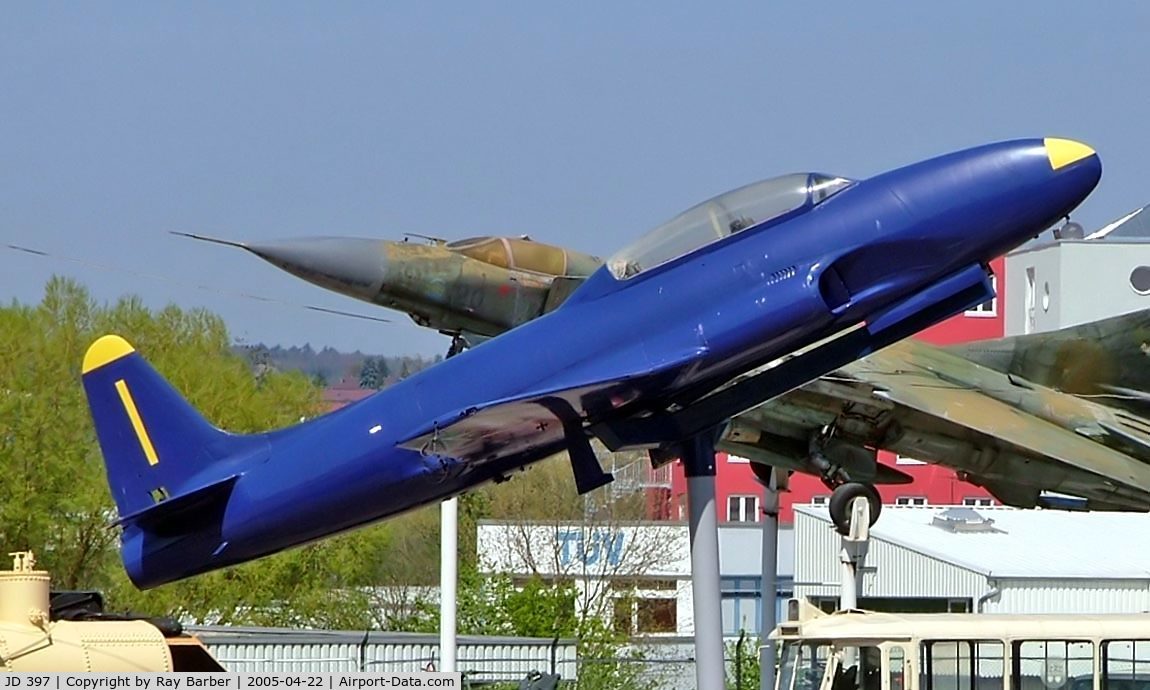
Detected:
[{"left": 91, "top": 139, "right": 1102, "bottom": 588}]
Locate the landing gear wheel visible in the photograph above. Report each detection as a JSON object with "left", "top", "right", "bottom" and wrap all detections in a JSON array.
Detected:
[{"left": 829, "top": 482, "right": 881, "bottom": 535}]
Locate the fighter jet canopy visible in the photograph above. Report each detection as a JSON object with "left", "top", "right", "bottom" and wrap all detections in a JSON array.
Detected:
[
  {"left": 608, "top": 173, "right": 853, "bottom": 279},
  {"left": 446, "top": 236, "right": 602, "bottom": 277}
]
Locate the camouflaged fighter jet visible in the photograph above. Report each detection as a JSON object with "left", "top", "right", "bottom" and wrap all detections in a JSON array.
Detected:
[
  {"left": 174, "top": 232, "right": 601, "bottom": 356},
  {"left": 721, "top": 308, "right": 1150, "bottom": 531}
]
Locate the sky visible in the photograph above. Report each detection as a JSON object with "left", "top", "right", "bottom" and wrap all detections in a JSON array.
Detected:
[{"left": 3, "top": 2, "right": 1148, "bottom": 356}]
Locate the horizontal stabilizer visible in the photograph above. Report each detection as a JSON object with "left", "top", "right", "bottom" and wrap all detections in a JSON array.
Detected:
[{"left": 116, "top": 475, "right": 239, "bottom": 536}]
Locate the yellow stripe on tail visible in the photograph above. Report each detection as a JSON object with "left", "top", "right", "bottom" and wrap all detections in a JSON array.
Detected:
[{"left": 114, "top": 379, "right": 160, "bottom": 466}]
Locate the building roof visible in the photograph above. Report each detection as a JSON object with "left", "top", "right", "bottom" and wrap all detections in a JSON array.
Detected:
[
  {"left": 322, "top": 385, "right": 374, "bottom": 410},
  {"left": 1088, "top": 203, "right": 1150, "bottom": 240},
  {"left": 794, "top": 504, "right": 1150, "bottom": 579},
  {"left": 1005, "top": 202, "right": 1150, "bottom": 256}
]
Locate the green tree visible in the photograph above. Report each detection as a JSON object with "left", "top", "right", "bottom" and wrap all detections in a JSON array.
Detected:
[
  {"left": 726, "top": 633, "right": 762, "bottom": 690},
  {"left": 0, "top": 277, "right": 393, "bottom": 626},
  {"left": 453, "top": 450, "right": 673, "bottom": 690},
  {"left": 358, "top": 356, "right": 391, "bottom": 389}
]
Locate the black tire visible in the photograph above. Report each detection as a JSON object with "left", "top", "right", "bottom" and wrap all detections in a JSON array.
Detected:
[{"left": 829, "top": 482, "right": 882, "bottom": 535}]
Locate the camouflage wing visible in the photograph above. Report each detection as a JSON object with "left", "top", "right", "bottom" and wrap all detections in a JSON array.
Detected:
[
  {"left": 721, "top": 338, "right": 1150, "bottom": 510},
  {"left": 717, "top": 367, "right": 917, "bottom": 485},
  {"left": 851, "top": 354, "right": 1150, "bottom": 508},
  {"left": 946, "top": 307, "right": 1150, "bottom": 413}
]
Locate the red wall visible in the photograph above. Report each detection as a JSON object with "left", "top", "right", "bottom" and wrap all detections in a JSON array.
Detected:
[{"left": 665, "top": 257, "right": 1006, "bottom": 524}]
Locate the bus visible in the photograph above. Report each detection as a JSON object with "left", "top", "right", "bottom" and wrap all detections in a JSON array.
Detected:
[{"left": 771, "top": 599, "right": 1150, "bottom": 690}]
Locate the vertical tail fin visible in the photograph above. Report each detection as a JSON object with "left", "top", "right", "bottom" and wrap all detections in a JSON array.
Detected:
[{"left": 81, "top": 335, "right": 259, "bottom": 522}]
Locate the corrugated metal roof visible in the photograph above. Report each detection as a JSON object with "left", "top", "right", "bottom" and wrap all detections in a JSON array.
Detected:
[{"left": 794, "top": 504, "right": 1150, "bottom": 579}]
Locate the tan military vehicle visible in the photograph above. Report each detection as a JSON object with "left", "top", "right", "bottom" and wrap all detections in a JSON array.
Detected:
[{"left": 0, "top": 551, "right": 224, "bottom": 671}]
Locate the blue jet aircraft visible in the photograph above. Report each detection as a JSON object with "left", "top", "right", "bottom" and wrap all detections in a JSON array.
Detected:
[{"left": 82, "top": 138, "right": 1100, "bottom": 590}]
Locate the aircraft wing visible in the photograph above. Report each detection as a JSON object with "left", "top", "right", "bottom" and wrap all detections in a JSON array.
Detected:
[
  {"left": 858, "top": 365, "right": 1150, "bottom": 495},
  {"left": 724, "top": 339, "right": 1150, "bottom": 511},
  {"left": 397, "top": 346, "right": 702, "bottom": 464},
  {"left": 398, "top": 382, "right": 611, "bottom": 463}
]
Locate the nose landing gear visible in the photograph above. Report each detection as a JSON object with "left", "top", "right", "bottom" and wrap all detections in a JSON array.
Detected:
[
  {"left": 809, "top": 424, "right": 883, "bottom": 534},
  {"left": 828, "top": 482, "right": 882, "bottom": 535}
]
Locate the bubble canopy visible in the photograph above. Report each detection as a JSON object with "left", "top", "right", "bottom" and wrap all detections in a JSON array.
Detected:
[{"left": 607, "top": 173, "right": 854, "bottom": 279}]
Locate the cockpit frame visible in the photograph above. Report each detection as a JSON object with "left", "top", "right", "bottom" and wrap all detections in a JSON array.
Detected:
[{"left": 607, "top": 173, "right": 854, "bottom": 280}]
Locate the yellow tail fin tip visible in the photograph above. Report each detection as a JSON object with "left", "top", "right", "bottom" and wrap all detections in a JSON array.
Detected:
[{"left": 83, "top": 335, "right": 136, "bottom": 374}]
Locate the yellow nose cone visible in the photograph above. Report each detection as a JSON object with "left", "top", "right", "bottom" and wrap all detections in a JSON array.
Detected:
[{"left": 1045, "top": 138, "right": 1096, "bottom": 170}]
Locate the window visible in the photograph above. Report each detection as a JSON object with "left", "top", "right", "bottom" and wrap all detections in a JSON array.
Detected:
[
  {"left": 962, "top": 497, "right": 994, "bottom": 507},
  {"left": 607, "top": 173, "right": 854, "bottom": 279},
  {"left": 636, "top": 598, "right": 677, "bottom": 633},
  {"left": 611, "top": 578, "right": 677, "bottom": 591},
  {"left": 1025, "top": 267, "right": 1037, "bottom": 334},
  {"left": 728, "top": 494, "right": 760, "bottom": 522},
  {"left": 834, "top": 645, "right": 884, "bottom": 690},
  {"left": 1132, "top": 267, "right": 1150, "bottom": 296},
  {"left": 1014, "top": 641, "right": 1093, "bottom": 690},
  {"left": 889, "top": 646, "right": 907, "bottom": 690},
  {"left": 966, "top": 275, "right": 998, "bottom": 317},
  {"left": 895, "top": 454, "right": 927, "bottom": 466},
  {"left": 1102, "top": 640, "right": 1150, "bottom": 690},
  {"left": 922, "top": 640, "right": 1005, "bottom": 690},
  {"left": 721, "top": 577, "right": 762, "bottom": 635},
  {"left": 613, "top": 595, "right": 677, "bottom": 635},
  {"left": 612, "top": 597, "right": 633, "bottom": 635},
  {"left": 948, "top": 599, "right": 970, "bottom": 613},
  {"left": 779, "top": 642, "right": 832, "bottom": 690},
  {"left": 811, "top": 495, "right": 830, "bottom": 506},
  {"left": 895, "top": 496, "right": 927, "bottom": 506}
]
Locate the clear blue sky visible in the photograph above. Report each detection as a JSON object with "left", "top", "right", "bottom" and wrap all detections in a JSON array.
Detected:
[{"left": 3, "top": 2, "right": 1147, "bottom": 356}]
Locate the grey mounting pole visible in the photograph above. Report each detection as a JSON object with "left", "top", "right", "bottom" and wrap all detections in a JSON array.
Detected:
[
  {"left": 838, "top": 496, "right": 871, "bottom": 611},
  {"left": 439, "top": 496, "right": 458, "bottom": 672},
  {"left": 839, "top": 496, "right": 871, "bottom": 670},
  {"left": 759, "top": 470, "right": 780, "bottom": 690},
  {"left": 682, "top": 433, "right": 727, "bottom": 690}
]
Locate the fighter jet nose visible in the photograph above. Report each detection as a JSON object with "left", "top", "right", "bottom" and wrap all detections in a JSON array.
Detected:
[
  {"left": 244, "top": 237, "right": 389, "bottom": 302},
  {"left": 1044, "top": 138, "right": 1097, "bottom": 171},
  {"left": 1038, "top": 137, "right": 1102, "bottom": 215}
]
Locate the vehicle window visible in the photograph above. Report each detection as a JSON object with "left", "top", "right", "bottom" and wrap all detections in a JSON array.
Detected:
[
  {"left": 1103, "top": 640, "right": 1150, "bottom": 690},
  {"left": 921, "top": 640, "right": 1005, "bottom": 690},
  {"left": 780, "top": 641, "right": 833, "bottom": 690},
  {"left": 889, "top": 646, "right": 907, "bottom": 690},
  {"left": 606, "top": 172, "right": 854, "bottom": 279},
  {"left": 830, "top": 645, "right": 884, "bottom": 690},
  {"left": 1013, "top": 641, "right": 1093, "bottom": 690}
]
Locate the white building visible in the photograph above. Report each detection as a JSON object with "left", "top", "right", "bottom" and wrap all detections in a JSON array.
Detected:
[
  {"left": 794, "top": 504, "right": 1150, "bottom": 614},
  {"left": 1004, "top": 205, "right": 1150, "bottom": 335},
  {"left": 477, "top": 520, "right": 794, "bottom": 638}
]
